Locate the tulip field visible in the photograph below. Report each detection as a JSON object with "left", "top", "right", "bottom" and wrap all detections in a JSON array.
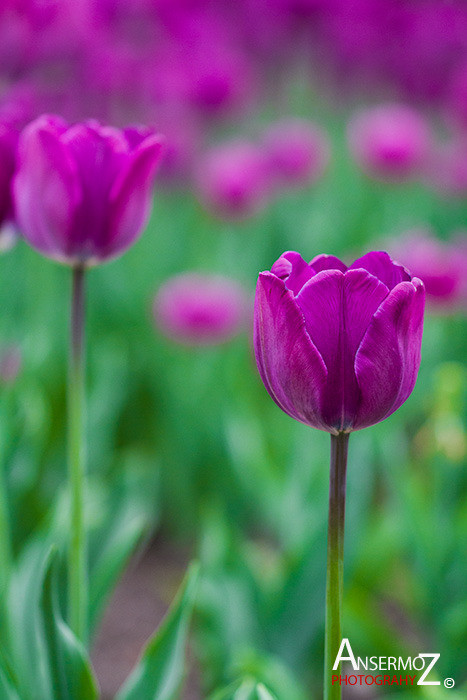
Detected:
[{"left": 0, "top": 2, "right": 466, "bottom": 700}]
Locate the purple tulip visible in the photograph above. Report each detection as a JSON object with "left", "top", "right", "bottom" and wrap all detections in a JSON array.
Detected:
[
  {"left": 347, "top": 104, "right": 431, "bottom": 182},
  {"left": 261, "top": 118, "right": 330, "bottom": 189},
  {"left": 425, "top": 139, "right": 467, "bottom": 198},
  {"left": 0, "top": 345, "right": 21, "bottom": 384},
  {"left": 154, "top": 273, "right": 247, "bottom": 345},
  {"left": 196, "top": 140, "right": 269, "bottom": 220},
  {"left": 254, "top": 250, "right": 425, "bottom": 434},
  {"left": 388, "top": 230, "right": 467, "bottom": 311},
  {"left": 0, "top": 124, "right": 19, "bottom": 236},
  {"left": 13, "top": 115, "right": 164, "bottom": 266}
]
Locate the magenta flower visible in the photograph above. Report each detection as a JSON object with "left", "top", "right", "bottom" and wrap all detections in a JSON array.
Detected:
[
  {"left": 426, "top": 139, "right": 467, "bottom": 198},
  {"left": 261, "top": 119, "right": 330, "bottom": 188},
  {"left": 13, "top": 115, "right": 164, "bottom": 266},
  {"left": 0, "top": 345, "right": 21, "bottom": 384},
  {"left": 389, "top": 230, "right": 467, "bottom": 311},
  {"left": 254, "top": 250, "right": 425, "bottom": 434},
  {"left": 196, "top": 140, "right": 269, "bottom": 220},
  {"left": 154, "top": 273, "right": 247, "bottom": 346},
  {"left": 0, "top": 124, "right": 19, "bottom": 239},
  {"left": 347, "top": 104, "right": 431, "bottom": 182}
]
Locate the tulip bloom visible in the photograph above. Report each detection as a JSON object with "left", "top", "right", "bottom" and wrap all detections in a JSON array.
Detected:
[
  {"left": 347, "top": 104, "right": 431, "bottom": 182},
  {"left": 389, "top": 231, "right": 467, "bottom": 312},
  {"left": 254, "top": 250, "right": 425, "bottom": 700},
  {"left": 261, "top": 119, "right": 330, "bottom": 188},
  {"left": 14, "top": 115, "right": 164, "bottom": 266},
  {"left": 255, "top": 250, "right": 425, "bottom": 434},
  {"left": 154, "top": 273, "right": 247, "bottom": 346},
  {"left": 196, "top": 140, "right": 269, "bottom": 220},
  {"left": 0, "top": 124, "right": 19, "bottom": 245}
]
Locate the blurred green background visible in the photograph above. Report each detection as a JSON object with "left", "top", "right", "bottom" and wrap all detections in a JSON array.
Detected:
[{"left": 1, "top": 108, "right": 466, "bottom": 698}]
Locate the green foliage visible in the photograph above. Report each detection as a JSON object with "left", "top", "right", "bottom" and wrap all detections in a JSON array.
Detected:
[
  {"left": 40, "top": 549, "right": 98, "bottom": 700},
  {"left": 8, "top": 545, "right": 98, "bottom": 700},
  {"left": 0, "top": 114, "right": 466, "bottom": 696}
]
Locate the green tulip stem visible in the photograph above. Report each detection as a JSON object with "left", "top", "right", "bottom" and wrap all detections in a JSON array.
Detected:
[
  {"left": 68, "top": 264, "right": 87, "bottom": 643},
  {"left": 0, "top": 397, "right": 11, "bottom": 591},
  {"left": 324, "top": 432, "right": 349, "bottom": 700},
  {"left": 0, "top": 394, "right": 12, "bottom": 656}
]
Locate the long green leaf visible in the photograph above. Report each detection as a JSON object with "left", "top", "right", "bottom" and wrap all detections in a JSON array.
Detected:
[
  {"left": 40, "top": 549, "right": 98, "bottom": 700},
  {"left": 116, "top": 562, "right": 200, "bottom": 700},
  {"left": 0, "top": 648, "right": 21, "bottom": 700}
]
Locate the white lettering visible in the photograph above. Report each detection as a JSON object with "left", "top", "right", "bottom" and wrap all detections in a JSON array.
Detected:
[{"left": 417, "top": 654, "right": 440, "bottom": 686}]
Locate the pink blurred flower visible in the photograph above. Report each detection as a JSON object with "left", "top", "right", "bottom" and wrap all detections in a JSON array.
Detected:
[
  {"left": 261, "top": 118, "right": 330, "bottom": 188},
  {"left": 347, "top": 104, "right": 432, "bottom": 182},
  {"left": 0, "top": 345, "right": 21, "bottom": 384},
  {"left": 0, "top": 124, "right": 19, "bottom": 232},
  {"left": 389, "top": 230, "right": 467, "bottom": 311},
  {"left": 425, "top": 138, "right": 467, "bottom": 197},
  {"left": 196, "top": 140, "right": 270, "bottom": 220},
  {"left": 154, "top": 273, "right": 248, "bottom": 345}
]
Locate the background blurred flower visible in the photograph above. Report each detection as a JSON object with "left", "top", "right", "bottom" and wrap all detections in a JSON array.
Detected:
[
  {"left": 254, "top": 250, "right": 425, "bottom": 433},
  {"left": 196, "top": 140, "right": 270, "bottom": 220},
  {"left": 261, "top": 118, "right": 330, "bottom": 189},
  {"left": 347, "top": 104, "right": 432, "bottom": 181},
  {"left": 425, "top": 138, "right": 467, "bottom": 197},
  {"left": 389, "top": 230, "right": 467, "bottom": 311},
  {"left": 154, "top": 273, "right": 248, "bottom": 345},
  {"left": 0, "top": 344, "right": 21, "bottom": 384},
  {"left": 13, "top": 115, "right": 164, "bottom": 266},
  {"left": 0, "top": 123, "right": 20, "bottom": 234}
]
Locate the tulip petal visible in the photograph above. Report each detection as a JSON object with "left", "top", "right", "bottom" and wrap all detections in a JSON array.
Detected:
[
  {"left": 108, "top": 134, "right": 164, "bottom": 259},
  {"left": 254, "top": 272, "right": 328, "bottom": 430},
  {"left": 63, "top": 123, "right": 127, "bottom": 256},
  {"left": 14, "top": 119, "right": 80, "bottom": 261},
  {"left": 310, "top": 254, "right": 348, "bottom": 273},
  {"left": 353, "top": 278, "right": 425, "bottom": 429},
  {"left": 296, "top": 269, "right": 343, "bottom": 369},
  {"left": 296, "top": 269, "right": 351, "bottom": 428},
  {"left": 344, "top": 268, "right": 389, "bottom": 357},
  {"left": 351, "top": 250, "right": 410, "bottom": 290},
  {"left": 271, "top": 250, "right": 314, "bottom": 295}
]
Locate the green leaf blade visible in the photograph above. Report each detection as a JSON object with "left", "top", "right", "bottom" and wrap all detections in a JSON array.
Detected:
[{"left": 116, "top": 561, "right": 200, "bottom": 700}]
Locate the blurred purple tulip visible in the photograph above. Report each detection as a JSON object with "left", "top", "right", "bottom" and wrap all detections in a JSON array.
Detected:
[
  {"left": 261, "top": 118, "right": 330, "bottom": 189},
  {"left": 154, "top": 273, "right": 248, "bottom": 345},
  {"left": 347, "top": 104, "right": 431, "bottom": 182},
  {"left": 254, "top": 250, "right": 425, "bottom": 434},
  {"left": 426, "top": 139, "right": 467, "bottom": 198},
  {"left": 389, "top": 230, "right": 467, "bottom": 311},
  {"left": 0, "top": 124, "right": 19, "bottom": 237},
  {"left": 196, "top": 140, "right": 270, "bottom": 220},
  {"left": 0, "top": 345, "right": 21, "bottom": 384},
  {"left": 13, "top": 115, "right": 164, "bottom": 266}
]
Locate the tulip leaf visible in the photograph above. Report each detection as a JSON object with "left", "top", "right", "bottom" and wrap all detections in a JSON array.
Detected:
[
  {"left": 0, "top": 649, "right": 21, "bottom": 700},
  {"left": 40, "top": 549, "right": 99, "bottom": 700},
  {"left": 116, "top": 561, "right": 200, "bottom": 700},
  {"left": 9, "top": 541, "right": 55, "bottom": 700}
]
